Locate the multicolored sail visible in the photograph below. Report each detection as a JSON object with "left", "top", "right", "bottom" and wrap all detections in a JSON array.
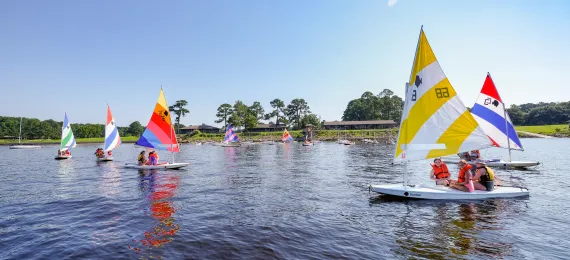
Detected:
[
  {"left": 135, "top": 89, "right": 180, "bottom": 152},
  {"left": 60, "top": 113, "right": 77, "bottom": 151},
  {"left": 223, "top": 124, "right": 240, "bottom": 143},
  {"left": 394, "top": 27, "right": 493, "bottom": 162},
  {"left": 282, "top": 128, "right": 293, "bottom": 142},
  {"left": 470, "top": 73, "right": 523, "bottom": 150},
  {"left": 104, "top": 105, "right": 122, "bottom": 152}
]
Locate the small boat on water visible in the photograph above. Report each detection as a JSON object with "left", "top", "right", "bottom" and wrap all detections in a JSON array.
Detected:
[
  {"left": 124, "top": 88, "right": 189, "bottom": 170},
  {"left": 96, "top": 105, "right": 121, "bottom": 162},
  {"left": 221, "top": 124, "right": 241, "bottom": 147},
  {"left": 55, "top": 113, "right": 76, "bottom": 160},
  {"left": 442, "top": 73, "right": 539, "bottom": 168},
  {"left": 9, "top": 117, "right": 41, "bottom": 149},
  {"left": 369, "top": 26, "right": 529, "bottom": 200},
  {"left": 282, "top": 128, "right": 293, "bottom": 143}
]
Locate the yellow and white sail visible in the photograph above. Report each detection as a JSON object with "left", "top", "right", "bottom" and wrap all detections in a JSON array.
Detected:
[{"left": 394, "top": 27, "right": 493, "bottom": 162}]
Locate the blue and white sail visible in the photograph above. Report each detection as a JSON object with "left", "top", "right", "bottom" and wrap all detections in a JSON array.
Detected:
[
  {"left": 60, "top": 113, "right": 77, "bottom": 151},
  {"left": 223, "top": 124, "right": 240, "bottom": 143},
  {"left": 470, "top": 73, "right": 523, "bottom": 150},
  {"left": 104, "top": 105, "right": 122, "bottom": 152}
]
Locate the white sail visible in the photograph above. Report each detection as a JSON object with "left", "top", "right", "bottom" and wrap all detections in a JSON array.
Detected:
[{"left": 394, "top": 27, "right": 493, "bottom": 162}]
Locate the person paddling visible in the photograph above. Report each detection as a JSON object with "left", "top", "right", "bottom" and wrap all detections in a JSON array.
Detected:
[{"left": 430, "top": 158, "right": 450, "bottom": 186}]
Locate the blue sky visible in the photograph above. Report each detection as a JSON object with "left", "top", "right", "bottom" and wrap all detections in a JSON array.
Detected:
[{"left": 1, "top": 0, "right": 569, "bottom": 127}]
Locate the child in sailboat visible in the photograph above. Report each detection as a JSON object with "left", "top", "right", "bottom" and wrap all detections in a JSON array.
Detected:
[
  {"left": 450, "top": 160, "right": 474, "bottom": 192},
  {"left": 137, "top": 151, "right": 148, "bottom": 165},
  {"left": 430, "top": 158, "right": 450, "bottom": 186},
  {"left": 473, "top": 159, "right": 496, "bottom": 191},
  {"left": 148, "top": 151, "right": 158, "bottom": 165},
  {"left": 65, "top": 150, "right": 71, "bottom": 156}
]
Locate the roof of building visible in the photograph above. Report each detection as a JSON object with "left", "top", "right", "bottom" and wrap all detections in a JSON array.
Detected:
[
  {"left": 323, "top": 120, "right": 396, "bottom": 126},
  {"left": 249, "top": 124, "right": 287, "bottom": 129},
  {"left": 180, "top": 124, "right": 220, "bottom": 130}
]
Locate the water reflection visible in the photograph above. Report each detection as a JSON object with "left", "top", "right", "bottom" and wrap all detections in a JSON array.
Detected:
[
  {"left": 132, "top": 170, "right": 180, "bottom": 254},
  {"left": 372, "top": 198, "right": 522, "bottom": 259},
  {"left": 98, "top": 162, "right": 121, "bottom": 198}
]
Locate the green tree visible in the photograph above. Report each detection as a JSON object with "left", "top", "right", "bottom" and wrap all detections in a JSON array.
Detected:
[
  {"left": 228, "top": 100, "right": 250, "bottom": 129},
  {"left": 168, "top": 100, "right": 189, "bottom": 134},
  {"left": 264, "top": 98, "right": 288, "bottom": 126},
  {"left": 249, "top": 101, "right": 265, "bottom": 122},
  {"left": 301, "top": 113, "right": 321, "bottom": 128},
  {"left": 128, "top": 121, "right": 145, "bottom": 136},
  {"left": 215, "top": 103, "right": 233, "bottom": 128},
  {"left": 286, "top": 98, "right": 311, "bottom": 129}
]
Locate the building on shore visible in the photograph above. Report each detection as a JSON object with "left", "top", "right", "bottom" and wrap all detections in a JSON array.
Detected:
[
  {"left": 179, "top": 124, "right": 221, "bottom": 134},
  {"left": 247, "top": 124, "right": 287, "bottom": 133},
  {"left": 322, "top": 120, "right": 396, "bottom": 130}
]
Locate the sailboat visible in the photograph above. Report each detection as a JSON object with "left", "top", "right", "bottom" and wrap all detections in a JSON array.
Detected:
[
  {"left": 282, "top": 128, "right": 293, "bottom": 143},
  {"left": 442, "top": 74, "right": 540, "bottom": 168},
  {"left": 124, "top": 88, "right": 190, "bottom": 169},
  {"left": 369, "top": 27, "right": 529, "bottom": 200},
  {"left": 221, "top": 124, "right": 241, "bottom": 147},
  {"left": 9, "top": 117, "right": 41, "bottom": 149},
  {"left": 55, "top": 113, "right": 76, "bottom": 160},
  {"left": 96, "top": 105, "right": 121, "bottom": 161}
]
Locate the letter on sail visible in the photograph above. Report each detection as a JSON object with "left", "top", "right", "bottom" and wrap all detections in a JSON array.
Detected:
[{"left": 394, "top": 28, "right": 493, "bottom": 162}]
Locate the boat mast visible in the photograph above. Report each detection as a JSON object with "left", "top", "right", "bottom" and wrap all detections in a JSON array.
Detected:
[
  {"left": 19, "top": 117, "right": 22, "bottom": 145},
  {"left": 400, "top": 25, "right": 423, "bottom": 186},
  {"left": 490, "top": 73, "right": 512, "bottom": 162}
]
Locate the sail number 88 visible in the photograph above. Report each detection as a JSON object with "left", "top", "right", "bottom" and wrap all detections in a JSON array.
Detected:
[{"left": 435, "top": 87, "right": 450, "bottom": 99}]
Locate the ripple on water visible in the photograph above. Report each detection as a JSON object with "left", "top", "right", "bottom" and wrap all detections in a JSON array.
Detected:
[{"left": 0, "top": 140, "right": 570, "bottom": 259}]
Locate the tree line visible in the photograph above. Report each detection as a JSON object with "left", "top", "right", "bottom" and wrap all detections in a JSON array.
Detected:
[
  {"left": 507, "top": 101, "right": 570, "bottom": 126},
  {"left": 215, "top": 98, "right": 321, "bottom": 130},
  {"left": 342, "top": 89, "right": 405, "bottom": 122},
  {"left": 0, "top": 116, "right": 146, "bottom": 140}
]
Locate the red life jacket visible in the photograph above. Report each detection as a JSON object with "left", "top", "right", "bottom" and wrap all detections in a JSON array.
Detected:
[
  {"left": 457, "top": 164, "right": 473, "bottom": 183},
  {"left": 431, "top": 163, "right": 450, "bottom": 179}
]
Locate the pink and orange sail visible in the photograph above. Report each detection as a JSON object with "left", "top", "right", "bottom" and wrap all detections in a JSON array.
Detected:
[{"left": 135, "top": 89, "right": 180, "bottom": 152}]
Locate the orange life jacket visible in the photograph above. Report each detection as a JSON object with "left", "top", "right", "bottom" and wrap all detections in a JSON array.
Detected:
[
  {"left": 431, "top": 163, "right": 450, "bottom": 179},
  {"left": 457, "top": 164, "right": 472, "bottom": 183}
]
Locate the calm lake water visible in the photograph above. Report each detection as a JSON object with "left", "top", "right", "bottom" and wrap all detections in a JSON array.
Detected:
[{"left": 1, "top": 139, "right": 569, "bottom": 259}]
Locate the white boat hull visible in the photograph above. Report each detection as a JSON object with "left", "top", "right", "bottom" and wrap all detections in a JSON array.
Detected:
[
  {"left": 55, "top": 155, "right": 72, "bottom": 160},
  {"left": 97, "top": 157, "right": 113, "bottom": 162},
  {"left": 221, "top": 143, "right": 241, "bottom": 147},
  {"left": 370, "top": 183, "right": 529, "bottom": 200},
  {"left": 9, "top": 145, "right": 42, "bottom": 149},
  {"left": 124, "top": 162, "right": 190, "bottom": 170},
  {"left": 442, "top": 158, "right": 540, "bottom": 168}
]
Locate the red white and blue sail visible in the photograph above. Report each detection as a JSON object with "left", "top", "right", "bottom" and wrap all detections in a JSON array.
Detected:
[
  {"left": 282, "top": 128, "right": 293, "bottom": 142},
  {"left": 223, "top": 124, "right": 240, "bottom": 143},
  {"left": 470, "top": 73, "right": 523, "bottom": 150},
  {"left": 104, "top": 105, "right": 121, "bottom": 152},
  {"left": 135, "top": 89, "right": 180, "bottom": 152}
]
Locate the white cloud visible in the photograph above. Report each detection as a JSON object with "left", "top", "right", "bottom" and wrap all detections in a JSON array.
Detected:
[{"left": 388, "top": 0, "right": 398, "bottom": 7}]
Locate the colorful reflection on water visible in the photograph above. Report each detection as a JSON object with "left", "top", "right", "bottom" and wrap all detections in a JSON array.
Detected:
[{"left": 130, "top": 170, "right": 180, "bottom": 254}]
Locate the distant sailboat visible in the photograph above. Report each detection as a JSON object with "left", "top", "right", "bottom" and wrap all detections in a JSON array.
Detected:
[
  {"left": 282, "top": 128, "right": 293, "bottom": 143},
  {"left": 9, "top": 117, "right": 41, "bottom": 149},
  {"left": 125, "top": 88, "right": 190, "bottom": 169},
  {"left": 97, "top": 105, "right": 121, "bottom": 161},
  {"left": 221, "top": 124, "right": 241, "bottom": 147},
  {"left": 55, "top": 113, "right": 76, "bottom": 160}
]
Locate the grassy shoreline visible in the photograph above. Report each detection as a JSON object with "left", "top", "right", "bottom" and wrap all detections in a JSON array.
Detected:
[
  {"left": 1, "top": 125, "right": 567, "bottom": 145},
  {"left": 0, "top": 136, "right": 139, "bottom": 145}
]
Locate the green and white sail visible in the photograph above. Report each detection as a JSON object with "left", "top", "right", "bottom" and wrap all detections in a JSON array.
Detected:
[{"left": 61, "top": 113, "right": 77, "bottom": 151}]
